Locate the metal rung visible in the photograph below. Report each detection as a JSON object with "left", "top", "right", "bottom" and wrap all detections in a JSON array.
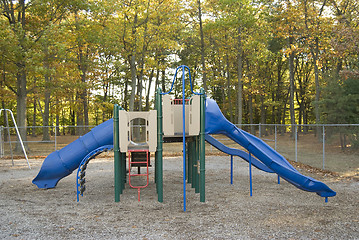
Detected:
[
  {"left": 80, "top": 178, "right": 86, "bottom": 186},
  {"left": 130, "top": 161, "right": 149, "bottom": 164},
  {"left": 130, "top": 174, "right": 148, "bottom": 177},
  {"left": 80, "top": 185, "right": 86, "bottom": 194}
]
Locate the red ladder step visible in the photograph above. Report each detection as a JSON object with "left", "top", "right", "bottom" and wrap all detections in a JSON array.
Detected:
[{"left": 128, "top": 149, "right": 150, "bottom": 201}]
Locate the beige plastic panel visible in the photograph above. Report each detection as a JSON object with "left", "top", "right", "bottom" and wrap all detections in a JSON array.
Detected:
[
  {"left": 173, "top": 105, "right": 183, "bottom": 134},
  {"left": 118, "top": 110, "right": 129, "bottom": 153},
  {"left": 163, "top": 95, "right": 200, "bottom": 136},
  {"left": 147, "top": 110, "right": 157, "bottom": 152},
  {"left": 118, "top": 110, "right": 157, "bottom": 153},
  {"left": 189, "top": 95, "right": 200, "bottom": 136},
  {"left": 163, "top": 94, "right": 174, "bottom": 136}
]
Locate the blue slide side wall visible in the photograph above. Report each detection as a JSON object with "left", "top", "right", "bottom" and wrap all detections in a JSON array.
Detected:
[{"left": 32, "top": 119, "right": 113, "bottom": 189}]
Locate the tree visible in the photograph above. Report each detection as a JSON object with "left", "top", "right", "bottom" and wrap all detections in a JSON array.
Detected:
[{"left": 0, "top": 0, "right": 79, "bottom": 148}]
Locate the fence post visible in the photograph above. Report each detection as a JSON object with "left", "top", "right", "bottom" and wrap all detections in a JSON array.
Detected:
[
  {"left": 259, "top": 123, "right": 261, "bottom": 138},
  {"left": 322, "top": 125, "right": 325, "bottom": 170}
]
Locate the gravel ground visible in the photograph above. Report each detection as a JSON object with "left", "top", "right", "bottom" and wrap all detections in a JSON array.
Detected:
[{"left": 0, "top": 154, "right": 358, "bottom": 240}]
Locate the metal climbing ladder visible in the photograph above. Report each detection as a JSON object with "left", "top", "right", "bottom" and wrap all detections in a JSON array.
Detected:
[{"left": 128, "top": 149, "right": 150, "bottom": 201}]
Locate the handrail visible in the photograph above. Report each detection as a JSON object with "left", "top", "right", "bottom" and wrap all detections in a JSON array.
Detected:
[{"left": 161, "top": 65, "right": 204, "bottom": 96}]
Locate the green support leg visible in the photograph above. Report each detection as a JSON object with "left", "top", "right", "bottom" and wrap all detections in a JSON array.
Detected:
[
  {"left": 119, "top": 150, "right": 123, "bottom": 194},
  {"left": 114, "top": 104, "right": 121, "bottom": 202},
  {"left": 121, "top": 152, "right": 126, "bottom": 190},
  {"left": 199, "top": 88, "right": 206, "bottom": 202},
  {"left": 195, "top": 136, "right": 200, "bottom": 193},
  {"left": 188, "top": 140, "right": 193, "bottom": 184},
  {"left": 155, "top": 151, "right": 158, "bottom": 185},
  {"left": 156, "top": 88, "right": 163, "bottom": 202},
  {"left": 154, "top": 94, "right": 158, "bottom": 187}
]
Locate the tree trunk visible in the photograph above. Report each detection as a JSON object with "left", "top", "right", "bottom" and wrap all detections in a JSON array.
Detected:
[
  {"left": 55, "top": 99, "right": 60, "bottom": 136},
  {"left": 83, "top": 88, "right": 89, "bottom": 133},
  {"left": 281, "top": 89, "right": 290, "bottom": 135},
  {"left": 128, "top": 11, "right": 138, "bottom": 112},
  {"left": 2, "top": 66, "right": 8, "bottom": 141},
  {"left": 155, "top": 65, "right": 160, "bottom": 91},
  {"left": 15, "top": 67, "right": 28, "bottom": 152},
  {"left": 288, "top": 36, "right": 296, "bottom": 137},
  {"left": 70, "top": 108, "right": 75, "bottom": 135},
  {"left": 161, "top": 69, "right": 166, "bottom": 93},
  {"left": 312, "top": 38, "right": 321, "bottom": 140},
  {"left": 1, "top": 101, "right": 8, "bottom": 142},
  {"left": 10, "top": 0, "right": 28, "bottom": 152},
  {"left": 102, "top": 81, "right": 109, "bottom": 122},
  {"left": 276, "top": 54, "right": 284, "bottom": 125},
  {"left": 226, "top": 51, "right": 233, "bottom": 123},
  {"left": 271, "top": 92, "right": 275, "bottom": 135},
  {"left": 237, "top": 27, "right": 243, "bottom": 125},
  {"left": 198, "top": 0, "right": 207, "bottom": 92},
  {"left": 75, "top": 11, "right": 89, "bottom": 135},
  {"left": 136, "top": 61, "right": 144, "bottom": 111},
  {"left": 246, "top": 59, "right": 254, "bottom": 134},
  {"left": 260, "top": 94, "right": 267, "bottom": 136},
  {"left": 129, "top": 54, "right": 137, "bottom": 112},
  {"left": 124, "top": 78, "right": 129, "bottom": 111},
  {"left": 43, "top": 46, "right": 51, "bottom": 141},
  {"left": 145, "top": 69, "right": 154, "bottom": 110},
  {"left": 76, "top": 90, "right": 84, "bottom": 135},
  {"left": 32, "top": 98, "right": 37, "bottom": 137}
]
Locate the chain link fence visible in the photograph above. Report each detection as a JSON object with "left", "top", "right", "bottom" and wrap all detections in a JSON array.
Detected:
[
  {"left": 1, "top": 124, "right": 358, "bottom": 175},
  {"left": 0, "top": 125, "right": 95, "bottom": 158},
  {"left": 233, "top": 124, "right": 359, "bottom": 175}
]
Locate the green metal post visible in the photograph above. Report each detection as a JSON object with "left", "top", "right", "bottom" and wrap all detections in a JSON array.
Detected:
[
  {"left": 154, "top": 94, "right": 158, "bottom": 186},
  {"left": 199, "top": 88, "right": 206, "bottom": 202},
  {"left": 114, "top": 104, "right": 121, "bottom": 202},
  {"left": 121, "top": 152, "right": 126, "bottom": 189},
  {"left": 194, "top": 136, "right": 199, "bottom": 193},
  {"left": 188, "top": 140, "right": 193, "bottom": 184},
  {"left": 155, "top": 152, "right": 158, "bottom": 186},
  {"left": 119, "top": 149, "right": 123, "bottom": 194},
  {"left": 156, "top": 88, "right": 163, "bottom": 202}
]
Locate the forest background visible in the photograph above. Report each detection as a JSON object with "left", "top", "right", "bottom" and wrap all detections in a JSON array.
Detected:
[{"left": 0, "top": 0, "right": 358, "bottom": 145}]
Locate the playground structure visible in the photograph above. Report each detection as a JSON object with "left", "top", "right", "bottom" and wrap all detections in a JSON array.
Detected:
[
  {"left": 32, "top": 65, "right": 336, "bottom": 211},
  {"left": 0, "top": 109, "right": 31, "bottom": 169},
  {"left": 112, "top": 66, "right": 206, "bottom": 209}
]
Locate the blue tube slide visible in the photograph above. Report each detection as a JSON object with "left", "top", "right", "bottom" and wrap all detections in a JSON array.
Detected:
[
  {"left": 205, "top": 98, "right": 336, "bottom": 198},
  {"left": 32, "top": 119, "right": 113, "bottom": 189}
]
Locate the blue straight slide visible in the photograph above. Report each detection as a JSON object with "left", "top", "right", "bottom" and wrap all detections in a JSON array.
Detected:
[
  {"left": 33, "top": 119, "right": 114, "bottom": 189},
  {"left": 205, "top": 134, "right": 274, "bottom": 173},
  {"left": 205, "top": 98, "right": 336, "bottom": 198}
]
